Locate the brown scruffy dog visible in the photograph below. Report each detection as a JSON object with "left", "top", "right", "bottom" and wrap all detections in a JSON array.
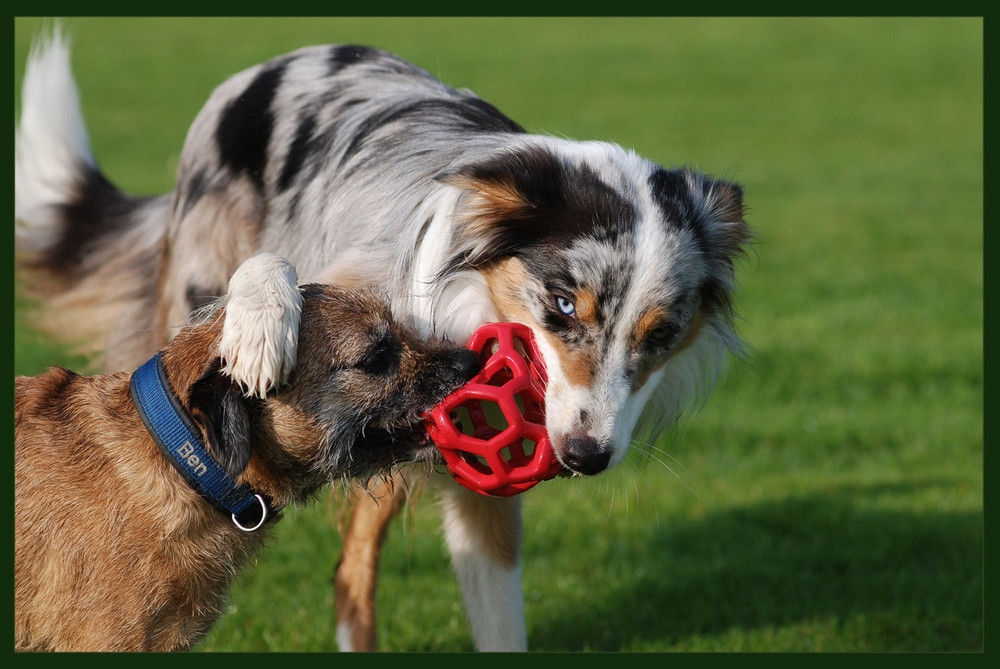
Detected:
[{"left": 14, "top": 253, "right": 479, "bottom": 652}]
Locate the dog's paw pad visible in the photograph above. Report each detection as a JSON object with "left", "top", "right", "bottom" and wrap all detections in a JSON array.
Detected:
[{"left": 219, "top": 253, "right": 303, "bottom": 398}]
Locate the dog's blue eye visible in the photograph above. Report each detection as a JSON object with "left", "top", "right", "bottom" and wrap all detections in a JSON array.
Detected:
[{"left": 556, "top": 296, "right": 576, "bottom": 317}]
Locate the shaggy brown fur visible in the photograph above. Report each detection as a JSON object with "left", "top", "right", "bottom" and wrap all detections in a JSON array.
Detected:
[{"left": 14, "top": 284, "right": 478, "bottom": 652}]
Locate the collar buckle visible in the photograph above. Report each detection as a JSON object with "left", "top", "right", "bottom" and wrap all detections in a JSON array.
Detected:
[{"left": 232, "top": 494, "right": 269, "bottom": 532}]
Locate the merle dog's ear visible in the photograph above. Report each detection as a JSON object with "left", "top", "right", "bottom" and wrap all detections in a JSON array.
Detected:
[
  {"left": 436, "top": 146, "right": 566, "bottom": 272},
  {"left": 438, "top": 145, "right": 637, "bottom": 275},
  {"left": 438, "top": 148, "right": 556, "bottom": 231},
  {"left": 187, "top": 360, "right": 255, "bottom": 479}
]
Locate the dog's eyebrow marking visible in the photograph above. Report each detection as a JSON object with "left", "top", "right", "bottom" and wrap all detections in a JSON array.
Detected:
[
  {"left": 574, "top": 287, "right": 603, "bottom": 328},
  {"left": 633, "top": 305, "right": 671, "bottom": 345},
  {"left": 215, "top": 60, "right": 289, "bottom": 192}
]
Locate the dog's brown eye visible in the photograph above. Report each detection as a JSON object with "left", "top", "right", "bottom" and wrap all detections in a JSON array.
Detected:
[{"left": 648, "top": 324, "right": 675, "bottom": 344}]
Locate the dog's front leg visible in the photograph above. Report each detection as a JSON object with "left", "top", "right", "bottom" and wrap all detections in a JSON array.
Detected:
[{"left": 439, "top": 483, "right": 527, "bottom": 651}]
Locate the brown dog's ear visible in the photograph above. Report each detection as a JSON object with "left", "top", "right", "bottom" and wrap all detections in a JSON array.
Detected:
[{"left": 187, "top": 361, "right": 255, "bottom": 479}]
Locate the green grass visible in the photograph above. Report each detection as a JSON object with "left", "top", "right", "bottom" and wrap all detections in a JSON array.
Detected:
[{"left": 13, "top": 17, "right": 983, "bottom": 652}]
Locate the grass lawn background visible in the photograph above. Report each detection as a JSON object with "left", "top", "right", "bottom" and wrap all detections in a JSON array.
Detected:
[{"left": 13, "top": 17, "right": 983, "bottom": 652}]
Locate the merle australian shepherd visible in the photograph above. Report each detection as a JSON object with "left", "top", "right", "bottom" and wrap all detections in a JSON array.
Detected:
[{"left": 15, "top": 31, "right": 752, "bottom": 651}]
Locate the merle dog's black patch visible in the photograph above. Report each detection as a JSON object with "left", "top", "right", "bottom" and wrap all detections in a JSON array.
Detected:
[{"left": 215, "top": 61, "right": 289, "bottom": 191}]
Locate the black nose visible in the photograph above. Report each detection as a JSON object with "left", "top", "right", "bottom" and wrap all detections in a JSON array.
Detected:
[
  {"left": 431, "top": 348, "right": 480, "bottom": 391},
  {"left": 451, "top": 348, "right": 481, "bottom": 383},
  {"left": 560, "top": 434, "right": 612, "bottom": 475},
  {"left": 419, "top": 348, "right": 480, "bottom": 413}
]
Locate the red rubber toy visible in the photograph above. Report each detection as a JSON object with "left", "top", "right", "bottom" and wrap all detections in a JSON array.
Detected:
[{"left": 425, "top": 322, "right": 562, "bottom": 497}]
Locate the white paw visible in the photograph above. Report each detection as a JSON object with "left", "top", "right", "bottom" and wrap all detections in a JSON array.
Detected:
[{"left": 219, "top": 253, "right": 303, "bottom": 398}]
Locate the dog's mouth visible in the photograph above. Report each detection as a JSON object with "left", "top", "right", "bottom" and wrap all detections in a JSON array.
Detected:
[
  {"left": 412, "top": 428, "right": 447, "bottom": 464},
  {"left": 370, "top": 420, "right": 447, "bottom": 464},
  {"left": 412, "top": 425, "right": 441, "bottom": 452}
]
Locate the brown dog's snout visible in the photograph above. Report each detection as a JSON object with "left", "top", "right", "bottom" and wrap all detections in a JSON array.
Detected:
[
  {"left": 452, "top": 348, "right": 482, "bottom": 383},
  {"left": 426, "top": 348, "right": 480, "bottom": 397},
  {"left": 559, "top": 434, "right": 612, "bottom": 476},
  {"left": 417, "top": 348, "right": 481, "bottom": 412},
  {"left": 409, "top": 347, "right": 479, "bottom": 420}
]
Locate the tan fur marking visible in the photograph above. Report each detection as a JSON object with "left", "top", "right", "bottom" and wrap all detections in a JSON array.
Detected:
[
  {"left": 482, "top": 257, "right": 534, "bottom": 324},
  {"left": 443, "top": 174, "right": 530, "bottom": 235},
  {"left": 634, "top": 306, "right": 671, "bottom": 345},
  {"left": 334, "top": 477, "right": 410, "bottom": 652},
  {"left": 483, "top": 258, "right": 596, "bottom": 387},
  {"left": 631, "top": 310, "right": 707, "bottom": 391},
  {"left": 542, "top": 336, "right": 596, "bottom": 387},
  {"left": 575, "top": 288, "right": 599, "bottom": 328}
]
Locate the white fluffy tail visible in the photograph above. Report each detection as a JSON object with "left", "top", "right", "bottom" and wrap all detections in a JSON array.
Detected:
[
  {"left": 15, "top": 27, "right": 95, "bottom": 245},
  {"left": 15, "top": 28, "right": 174, "bottom": 372}
]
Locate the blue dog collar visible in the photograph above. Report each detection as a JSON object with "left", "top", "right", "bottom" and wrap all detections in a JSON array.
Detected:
[{"left": 130, "top": 353, "right": 276, "bottom": 532}]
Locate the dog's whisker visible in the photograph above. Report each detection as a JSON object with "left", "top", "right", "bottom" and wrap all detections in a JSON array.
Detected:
[
  {"left": 631, "top": 437, "right": 692, "bottom": 474},
  {"left": 604, "top": 479, "right": 615, "bottom": 521},
  {"left": 628, "top": 442, "right": 715, "bottom": 513},
  {"left": 624, "top": 454, "right": 660, "bottom": 527},
  {"left": 622, "top": 469, "right": 630, "bottom": 520}
]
